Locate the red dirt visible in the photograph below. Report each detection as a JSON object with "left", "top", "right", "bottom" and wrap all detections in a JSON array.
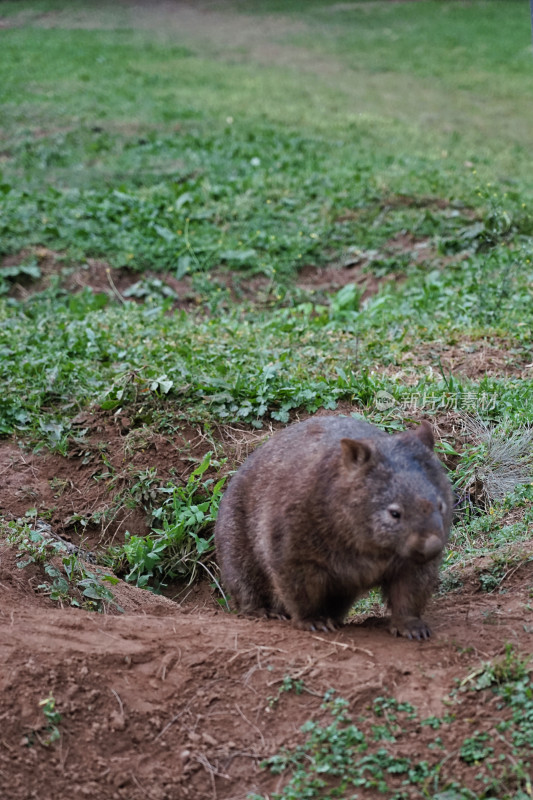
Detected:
[
  {"left": 0, "top": 411, "right": 269, "bottom": 549},
  {"left": 296, "top": 259, "right": 400, "bottom": 300},
  {"left": 1, "top": 249, "right": 201, "bottom": 310},
  {"left": 2, "top": 540, "right": 533, "bottom": 800},
  {"left": 377, "top": 336, "right": 533, "bottom": 383}
]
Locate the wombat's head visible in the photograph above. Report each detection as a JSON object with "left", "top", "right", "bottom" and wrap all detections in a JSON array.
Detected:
[{"left": 340, "top": 421, "right": 453, "bottom": 563}]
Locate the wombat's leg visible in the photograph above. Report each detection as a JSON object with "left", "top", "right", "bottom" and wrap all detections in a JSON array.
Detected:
[
  {"left": 273, "top": 563, "right": 346, "bottom": 633},
  {"left": 382, "top": 562, "right": 438, "bottom": 641},
  {"left": 231, "top": 571, "right": 283, "bottom": 619},
  {"left": 219, "top": 550, "right": 280, "bottom": 618},
  {"left": 240, "top": 593, "right": 289, "bottom": 621}
]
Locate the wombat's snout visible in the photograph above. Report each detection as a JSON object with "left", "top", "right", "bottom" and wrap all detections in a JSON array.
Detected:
[
  {"left": 405, "top": 532, "right": 444, "bottom": 563},
  {"left": 421, "top": 533, "right": 443, "bottom": 561}
]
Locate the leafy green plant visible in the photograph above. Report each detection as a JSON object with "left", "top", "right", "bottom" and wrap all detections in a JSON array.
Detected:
[
  {"left": 252, "top": 658, "right": 533, "bottom": 800},
  {"left": 23, "top": 694, "right": 63, "bottom": 748},
  {"left": 267, "top": 675, "right": 307, "bottom": 709},
  {"left": 6, "top": 521, "right": 122, "bottom": 612},
  {"left": 461, "top": 644, "right": 530, "bottom": 692},
  {"left": 38, "top": 695, "right": 62, "bottom": 746},
  {"left": 459, "top": 732, "right": 494, "bottom": 765},
  {"left": 0, "top": 258, "right": 41, "bottom": 294},
  {"left": 121, "top": 451, "right": 226, "bottom": 589}
]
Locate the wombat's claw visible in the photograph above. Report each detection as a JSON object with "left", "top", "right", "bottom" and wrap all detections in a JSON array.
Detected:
[
  {"left": 390, "top": 617, "right": 432, "bottom": 641},
  {"left": 294, "top": 617, "right": 338, "bottom": 633}
]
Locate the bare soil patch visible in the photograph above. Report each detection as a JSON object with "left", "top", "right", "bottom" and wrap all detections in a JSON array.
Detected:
[
  {"left": 419, "top": 338, "right": 533, "bottom": 380},
  {"left": 0, "top": 411, "right": 269, "bottom": 551},
  {"left": 2, "top": 536, "right": 533, "bottom": 799},
  {"left": 373, "top": 335, "right": 532, "bottom": 386},
  {"left": 1, "top": 249, "right": 201, "bottom": 309},
  {"left": 296, "top": 259, "right": 400, "bottom": 298},
  {"left": 3, "top": 248, "right": 338, "bottom": 309},
  {"left": 3, "top": 246, "right": 403, "bottom": 311}
]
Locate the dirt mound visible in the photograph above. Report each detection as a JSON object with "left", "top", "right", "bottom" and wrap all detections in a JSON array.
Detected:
[{"left": 1, "top": 537, "right": 533, "bottom": 799}]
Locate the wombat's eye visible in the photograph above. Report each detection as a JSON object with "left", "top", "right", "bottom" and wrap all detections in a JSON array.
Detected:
[
  {"left": 388, "top": 505, "right": 402, "bottom": 519},
  {"left": 438, "top": 499, "right": 446, "bottom": 514}
]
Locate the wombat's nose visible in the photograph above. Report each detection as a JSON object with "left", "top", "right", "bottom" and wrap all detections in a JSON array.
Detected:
[{"left": 422, "top": 534, "right": 443, "bottom": 561}]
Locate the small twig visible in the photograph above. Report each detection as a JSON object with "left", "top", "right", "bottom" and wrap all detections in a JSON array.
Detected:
[
  {"left": 111, "top": 688, "right": 124, "bottom": 717},
  {"left": 106, "top": 267, "right": 126, "bottom": 305},
  {"left": 235, "top": 704, "right": 266, "bottom": 748},
  {"left": 158, "top": 648, "right": 181, "bottom": 681},
  {"left": 311, "top": 635, "right": 374, "bottom": 657},
  {"left": 130, "top": 772, "right": 149, "bottom": 798},
  {"left": 195, "top": 751, "right": 231, "bottom": 781},
  {"left": 266, "top": 659, "right": 317, "bottom": 690},
  {"left": 194, "top": 752, "right": 227, "bottom": 800},
  {"left": 155, "top": 706, "right": 190, "bottom": 741},
  {"left": 0, "top": 460, "right": 16, "bottom": 477},
  {"left": 195, "top": 560, "right": 230, "bottom": 610},
  {"left": 228, "top": 644, "right": 288, "bottom": 665}
]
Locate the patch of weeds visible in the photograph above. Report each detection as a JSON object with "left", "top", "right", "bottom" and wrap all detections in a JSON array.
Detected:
[
  {"left": 443, "top": 482, "right": 533, "bottom": 578},
  {"left": 122, "top": 277, "right": 179, "bottom": 302},
  {"left": 114, "top": 466, "right": 161, "bottom": 513},
  {"left": 371, "top": 696, "right": 417, "bottom": 741},
  {"left": 420, "top": 715, "right": 443, "bottom": 731},
  {"left": 478, "top": 560, "right": 508, "bottom": 594},
  {"left": 459, "top": 731, "right": 494, "bottom": 765},
  {"left": 38, "top": 695, "right": 62, "bottom": 746},
  {"left": 0, "top": 125, "right": 369, "bottom": 276},
  {"left": 1, "top": 273, "right": 532, "bottom": 439},
  {"left": 23, "top": 695, "right": 62, "bottom": 748},
  {"left": 35, "top": 417, "right": 72, "bottom": 455},
  {"left": 253, "top": 694, "right": 368, "bottom": 798},
  {"left": 267, "top": 675, "right": 308, "bottom": 709},
  {"left": 5, "top": 520, "right": 123, "bottom": 612},
  {"left": 118, "top": 451, "right": 226, "bottom": 590},
  {"left": 349, "top": 586, "right": 383, "bottom": 617},
  {"left": 453, "top": 418, "right": 533, "bottom": 515},
  {"left": 0, "top": 258, "right": 41, "bottom": 294},
  {"left": 461, "top": 644, "right": 530, "bottom": 691},
  {"left": 438, "top": 572, "right": 464, "bottom": 595},
  {"left": 252, "top": 658, "right": 533, "bottom": 800}
]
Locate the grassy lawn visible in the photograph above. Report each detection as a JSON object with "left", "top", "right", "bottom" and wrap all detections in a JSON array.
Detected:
[
  {"left": 1, "top": 0, "right": 532, "bottom": 431},
  {"left": 1, "top": 0, "right": 532, "bottom": 527}
]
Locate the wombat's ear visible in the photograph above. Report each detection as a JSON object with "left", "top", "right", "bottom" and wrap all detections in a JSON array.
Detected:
[
  {"left": 340, "top": 438, "right": 374, "bottom": 468},
  {"left": 412, "top": 420, "right": 435, "bottom": 450}
]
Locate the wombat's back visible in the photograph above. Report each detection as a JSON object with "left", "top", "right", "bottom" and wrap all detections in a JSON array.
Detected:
[{"left": 221, "top": 416, "right": 387, "bottom": 493}]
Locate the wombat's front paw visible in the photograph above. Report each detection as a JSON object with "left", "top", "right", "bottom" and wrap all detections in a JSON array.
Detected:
[
  {"left": 245, "top": 608, "right": 289, "bottom": 621},
  {"left": 389, "top": 617, "right": 432, "bottom": 641},
  {"left": 292, "top": 617, "right": 339, "bottom": 633}
]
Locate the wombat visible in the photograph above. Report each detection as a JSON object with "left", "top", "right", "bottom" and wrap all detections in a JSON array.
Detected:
[{"left": 215, "top": 416, "right": 453, "bottom": 639}]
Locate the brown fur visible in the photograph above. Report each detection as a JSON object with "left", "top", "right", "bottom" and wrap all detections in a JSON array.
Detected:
[{"left": 215, "top": 416, "right": 453, "bottom": 639}]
